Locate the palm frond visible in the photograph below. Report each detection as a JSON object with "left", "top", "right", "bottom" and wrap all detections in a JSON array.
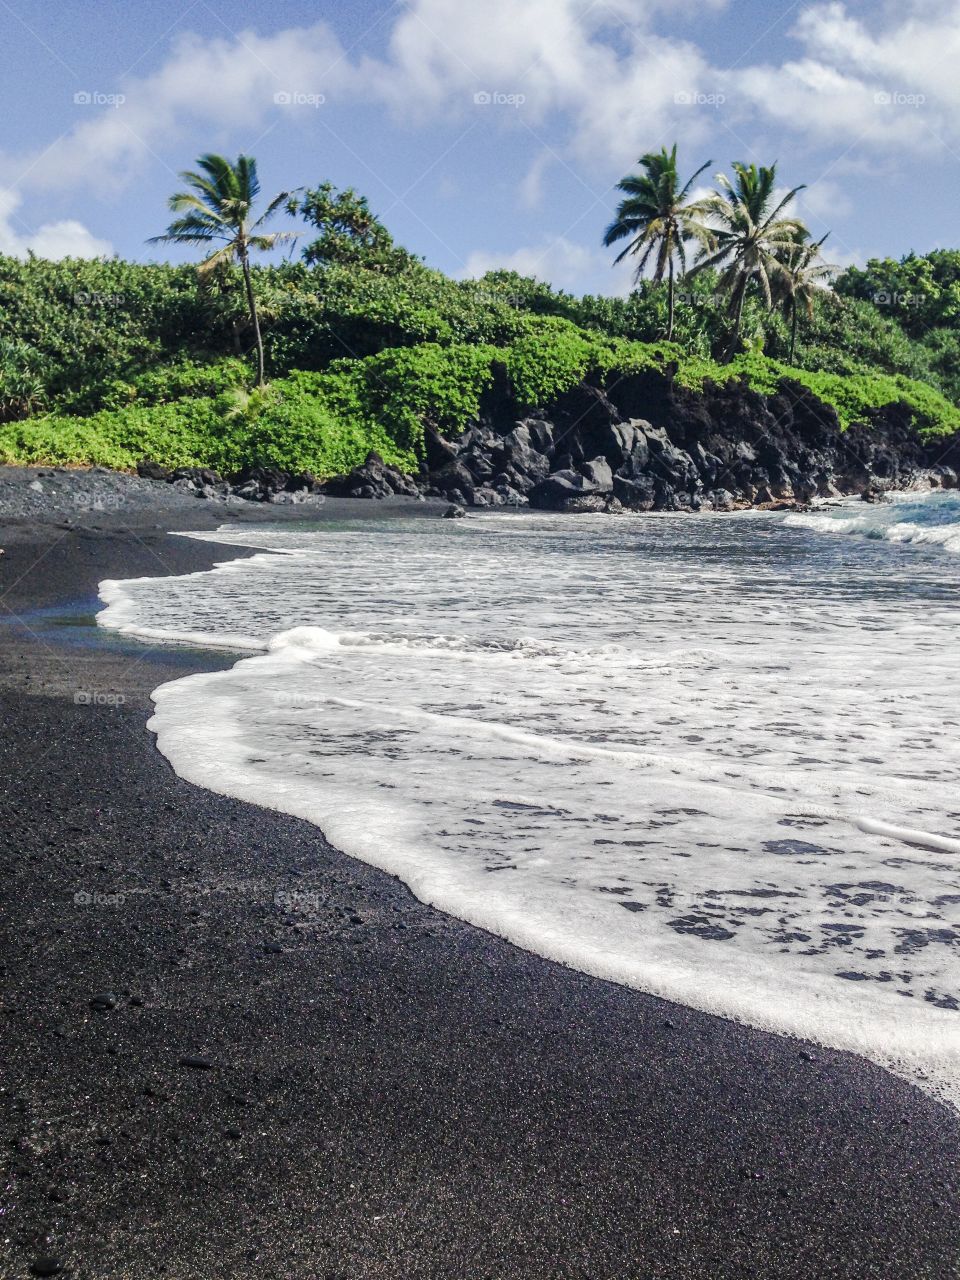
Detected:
[
  {"left": 197, "top": 242, "right": 239, "bottom": 276},
  {"left": 251, "top": 190, "right": 295, "bottom": 230}
]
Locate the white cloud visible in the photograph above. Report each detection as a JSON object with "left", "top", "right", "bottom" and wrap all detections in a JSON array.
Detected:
[
  {"left": 461, "top": 234, "right": 636, "bottom": 295},
  {"left": 0, "top": 188, "right": 112, "bottom": 259},
  {"left": 797, "top": 179, "right": 853, "bottom": 227},
  {"left": 366, "top": 0, "right": 960, "bottom": 165},
  {"left": 796, "top": 0, "right": 960, "bottom": 101},
  {"left": 519, "top": 151, "right": 553, "bottom": 209},
  {"left": 365, "top": 0, "right": 717, "bottom": 167},
  {"left": 1, "top": 0, "right": 956, "bottom": 290},
  {"left": 729, "top": 1, "right": 960, "bottom": 150},
  {"left": 13, "top": 24, "right": 350, "bottom": 193},
  {"left": 11, "top": 0, "right": 959, "bottom": 208}
]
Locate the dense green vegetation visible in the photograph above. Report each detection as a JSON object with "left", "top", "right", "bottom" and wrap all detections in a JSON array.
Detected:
[{"left": 0, "top": 150, "right": 957, "bottom": 478}]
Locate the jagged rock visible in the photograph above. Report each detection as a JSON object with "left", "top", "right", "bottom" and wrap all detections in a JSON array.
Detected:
[
  {"left": 430, "top": 461, "right": 477, "bottom": 503},
  {"left": 710, "top": 488, "right": 737, "bottom": 512},
  {"left": 321, "top": 452, "right": 423, "bottom": 501},
  {"left": 529, "top": 469, "right": 601, "bottom": 510},
  {"left": 613, "top": 473, "right": 657, "bottom": 510},
  {"left": 139, "top": 367, "right": 960, "bottom": 515},
  {"left": 137, "top": 458, "right": 170, "bottom": 481},
  {"left": 442, "top": 504, "right": 466, "bottom": 519},
  {"left": 581, "top": 458, "right": 614, "bottom": 493}
]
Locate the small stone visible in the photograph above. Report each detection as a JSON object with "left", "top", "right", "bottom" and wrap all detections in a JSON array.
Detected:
[
  {"left": 129, "top": 996, "right": 143, "bottom": 1007},
  {"left": 263, "top": 942, "right": 283, "bottom": 954},
  {"left": 224, "top": 1128, "right": 242, "bottom": 1140},
  {"left": 442, "top": 504, "right": 466, "bottom": 519},
  {"left": 799, "top": 1050, "right": 816, "bottom": 1062},
  {"left": 89, "top": 992, "right": 117, "bottom": 1012},
  {"left": 178, "top": 1055, "right": 214, "bottom": 1070}
]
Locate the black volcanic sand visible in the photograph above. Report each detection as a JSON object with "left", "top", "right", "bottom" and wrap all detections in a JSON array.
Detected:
[{"left": 1, "top": 471, "right": 958, "bottom": 1279}]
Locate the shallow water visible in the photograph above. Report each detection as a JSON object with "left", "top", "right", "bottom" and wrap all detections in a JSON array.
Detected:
[{"left": 98, "top": 499, "right": 960, "bottom": 1105}]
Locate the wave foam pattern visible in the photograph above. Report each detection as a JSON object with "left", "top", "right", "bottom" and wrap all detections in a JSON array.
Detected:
[
  {"left": 785, "top": 488, "right": 960, "bottom": 555},
  {"left": 99, "top": 510, "right": 960, "bottom": 1104}
]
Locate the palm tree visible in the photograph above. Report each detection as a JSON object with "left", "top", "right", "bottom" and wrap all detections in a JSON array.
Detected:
[
  {"left": 603, "top": 145, "right": 714, "bottom": 341},
  {"left": 691, "top": 162, "right": 808, "bottom": 361},
  {"left": 150, "top": 154, "right": 296, "bottom": 387},
  {"left": 775, "top": 230, "right": 837, "bottom": 364}
]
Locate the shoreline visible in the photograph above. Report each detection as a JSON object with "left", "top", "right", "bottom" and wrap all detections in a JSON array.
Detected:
[{"left": 2, "top": 475, "right": 960, "bottom": 1278}]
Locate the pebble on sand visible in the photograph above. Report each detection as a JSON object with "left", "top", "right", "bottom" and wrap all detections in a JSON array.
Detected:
[
  {"left": 30, "top": 1258, "right": 63, "bottom": 1277},
  {"left": 177, "top": 1055, "right": 214, "bottom": 1070}
]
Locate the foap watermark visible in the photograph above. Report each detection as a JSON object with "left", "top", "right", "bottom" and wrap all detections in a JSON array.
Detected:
[
  {"left": 874, "top": 90, "right": 925, "bottom": 108},
  {"left": 274, "top": 888, "right": 321, "bottom": 912},
  {"left": 474, "top": 90, "right": 526, "bottom": 108},
  {"left": 74, "top": 690, "right": 126, "bottom": 708},
  {"left": 472, "top": 288, "right": 526, "bottom": 308},
  {"left": 675, "top": 89, "right": 726, "bottom": 109},
  {"left": 67, "top": 492, "right": 127, "bottom": 513},
  {"left": 73, "top": 90, "right": 125, "bottom": 109},
  {"left": 74, "top": 889, "right": 126, "bottom": 907},
  {"left": 273, "top": 690, "right": 325, "bottom": 709},
  {"left": 675, "top": 291, "right": 726, "bottom": 308},
  {"left": 274, "top": 90, "right": 326, "bottom": 108},
  {"left": 74, "top": 291, "right": 126, "bottom": 308},
  {"left": 873, "top": 290, "right": 924, "bottom": 308}
]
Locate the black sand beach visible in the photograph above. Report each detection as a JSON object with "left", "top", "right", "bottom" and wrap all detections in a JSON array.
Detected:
[{"left": 1, "top": 470, "right": 959, "bottom": 1279}]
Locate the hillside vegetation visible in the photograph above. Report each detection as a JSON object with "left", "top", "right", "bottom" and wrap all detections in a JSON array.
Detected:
[{"left": 0, "top": 163, "right": 958, "bottom": 479}]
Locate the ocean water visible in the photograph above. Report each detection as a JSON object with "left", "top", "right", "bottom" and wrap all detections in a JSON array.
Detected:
[
  {"left": 98, "top": 493, "right": 960, "bottom": 1105},
  {"left": 784, "top": 488, "right": 960, "bottom": 556}
]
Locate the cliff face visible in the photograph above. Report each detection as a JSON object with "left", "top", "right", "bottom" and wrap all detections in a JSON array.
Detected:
[{"left": 327, "top": 372, "right": 960, "bottom": 512}]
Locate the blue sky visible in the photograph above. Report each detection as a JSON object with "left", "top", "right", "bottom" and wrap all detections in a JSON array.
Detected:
[{"left": 1, "top": 0, "right": 957, "bottom": 294}]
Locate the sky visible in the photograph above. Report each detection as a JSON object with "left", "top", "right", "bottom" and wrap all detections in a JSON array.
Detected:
[{"left": 0, "top": 0, "right": 958, "bottom": 296}]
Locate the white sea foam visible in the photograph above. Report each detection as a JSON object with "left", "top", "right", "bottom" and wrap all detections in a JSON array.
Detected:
[
  {"left": 97, "top": 509, "right": 960, "bottom": 1106},
  {"left": 784, "top": 488, "right": 960, "bottom": 555}
]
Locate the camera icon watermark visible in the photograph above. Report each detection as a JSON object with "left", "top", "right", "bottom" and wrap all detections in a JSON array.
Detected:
[
  {"left": 674, "top": 89, "right": 726, "bottom": 108},
  {"left": 274, "top": 90, "right": 326, "bottom": 108},
  {"left": 74, "top": 690, "right": 127, "bottom": 708},
  {"left": 473, "top": 90, "right": 526, "bottom": 108},
  {"left": 874, "top": 90, "right": 925, "bottom": 108},
  {"left": 73, "top": 90, "right": 126, "bottom": 109}
]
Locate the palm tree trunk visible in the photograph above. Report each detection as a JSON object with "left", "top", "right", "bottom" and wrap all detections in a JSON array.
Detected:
[
  {"left": 789, "top": 302, "right": 798, "bottom": 364},
  {"left": 240, "top": 248, "right": 266, "bottom": 388},
  {"left": 667, "top": 258, "right": 676, "bottom": 342},
  {"left": 724, "top": 284, "right": 747, "bottom": 363}
]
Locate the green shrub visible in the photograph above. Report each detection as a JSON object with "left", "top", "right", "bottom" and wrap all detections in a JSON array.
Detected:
[
  {"left": 504, "top": 317, "right": 597, "bottom": 407},
  {"left": 1, "top": 322, "right": 956, "bottom": 477}
]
